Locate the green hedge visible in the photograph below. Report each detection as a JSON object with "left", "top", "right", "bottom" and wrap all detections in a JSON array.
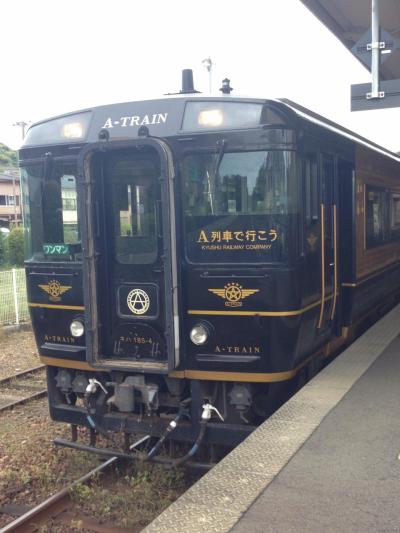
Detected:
[
  {"left": 7, "top": 227, "right": 24, "bottom": 266},
  {"left": 0, "top": 233, "right": 6, "bottom": 264}
]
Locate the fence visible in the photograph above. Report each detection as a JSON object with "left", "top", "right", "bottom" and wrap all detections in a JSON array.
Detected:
[{"left": 0, "top": 268, "right": 29, "bottom": 325}]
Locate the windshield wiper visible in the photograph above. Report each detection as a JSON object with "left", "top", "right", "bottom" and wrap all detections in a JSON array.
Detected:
[
  {"left": 43, "top": 151, "right": 53, "bottom": 181},
  {"left": 206, "top": 139, "right": 227, "bottom": 214}
]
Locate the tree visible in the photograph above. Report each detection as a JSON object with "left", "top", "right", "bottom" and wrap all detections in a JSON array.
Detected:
[
  {"left": 0, "top": 233, "right": 6, "bottom": 265},
  {"left": 7, "top": 227, "right": 24, "bottom": 266},
  {"left": 0, "top": 143, "right": 18, "bottom": 169}
]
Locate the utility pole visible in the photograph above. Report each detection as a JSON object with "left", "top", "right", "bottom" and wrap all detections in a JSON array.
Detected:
[
  {"left": 12, "top": 174, "right": 17, "bottom": 225},
  {"left": 12, "top": 121, "right": 29, "bottom": 226},
  {"left": 13, "top": 120, "right": 29, "bottom": 140}
]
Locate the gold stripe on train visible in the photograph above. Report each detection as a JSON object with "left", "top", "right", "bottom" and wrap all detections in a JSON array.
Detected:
[
  {"left": 40, "top": 333, "right": 348, "bottom": 384},
  {"left": 39, "top": 356, "right": 106, "bottom": 372},
  {"left": 188, "top": 294, "right": 335, "bottom": 317},
  {"left": 40, "top": 356, "right": 301, "bottom": 382},
  {"left": 29, "top": 303, "right": 85, "bottom": 311},
  {"left": 342, "top": 261, "right": 400, "bottom": 288}
]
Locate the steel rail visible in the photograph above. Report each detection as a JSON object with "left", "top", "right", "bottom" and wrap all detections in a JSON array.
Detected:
[
  {"left": 1, "top": 435, "right": 150, "bottom": 533},
  {"left": 0, "top": 365, "right": 45, "bottom": 387},
  {"left": 0, "top": 366, "right": 47, "bottom": 413},
  {"left": 0, "top": 390, "right": 47, "bottom": 413}
]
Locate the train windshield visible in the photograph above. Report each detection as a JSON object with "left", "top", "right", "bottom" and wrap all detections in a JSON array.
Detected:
[
  {"left": 21, "top": 161, "right": 82, "bottom": 262},
  {"left": 182, "top": 150, "right": 297, "bottom": 263}
]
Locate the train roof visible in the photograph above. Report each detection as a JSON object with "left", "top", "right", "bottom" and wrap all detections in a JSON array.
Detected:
[
  {"left": 278, "top": 98, "right": 400, "bottom": 162},
  {"left": 22, "top": 93, "right": 400, "bottom": 162}
]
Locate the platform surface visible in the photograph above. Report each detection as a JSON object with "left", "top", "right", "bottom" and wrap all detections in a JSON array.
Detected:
[
  {"left": 232, "top": 332, "right": 400, "bottom": 532},
  {"left": 144, "top": 304, "right": 400, "bottom": 533}
]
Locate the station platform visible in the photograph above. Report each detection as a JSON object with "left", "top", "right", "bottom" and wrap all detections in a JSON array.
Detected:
[{"left": 144, "top": 304, "right": 400, "bottom": 533}]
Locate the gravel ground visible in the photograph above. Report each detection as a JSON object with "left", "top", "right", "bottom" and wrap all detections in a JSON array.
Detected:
[
  {"left": 0, "top": 396, "right": 190, "bottom": 531},
  {"left": 0, "top": 328, "right": 41, "bottom": 379},
  {"left": 0, "top": 330, "right": 191, "bottom": 531},
  {"left": 0, "top": 398, "right": 101, "bottom": 529}
]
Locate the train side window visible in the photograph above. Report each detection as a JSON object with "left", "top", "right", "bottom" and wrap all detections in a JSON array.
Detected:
[
  {"left": 42, "top": 174, "right": 80, "bottom": 246},
  {"left": 302, "top": 156, "right": 318, "bottom": 225},
  {"left": 60, "top": 175, "right": 79, "bottom": 244},
  {"left": 390, "top": 192, "right": 400, "bottom": 241},
  {"left": 365, "top": 186, "right": 387, "bottom": 247}
]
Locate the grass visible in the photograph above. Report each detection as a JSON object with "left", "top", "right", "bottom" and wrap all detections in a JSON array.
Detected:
[
  {"left": 0, "top": 263, "right": 22, "bottom": 271},
  {"left": 69, "top": 462, "right": 187, "bottom": 529},
  {"left": 0, "top": 395, "right": 189, "bottom": 531}
]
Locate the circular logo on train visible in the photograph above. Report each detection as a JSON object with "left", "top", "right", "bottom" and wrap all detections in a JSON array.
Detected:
[
  {"left": 225, "top": 283, "right": 243, "bottom": 304},
  {"left": 127, "top": 288, "right": 150, "bottom": 315},
  {"left": 38, "top": 279, "right": 72, "bottom": 302},
  {"left": 48, "top": 280, "right": 63, "bottom": 298},
  {"left": 208, "top": 282, "right": 259, "bottom": 308}
]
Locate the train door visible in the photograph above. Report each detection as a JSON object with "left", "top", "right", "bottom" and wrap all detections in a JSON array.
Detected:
[
  {"left": 80, "top": 139, "right": 179, "bottom": 372},
  {"left": 317, "top": 154, "right": 339, "bottom": 330}
]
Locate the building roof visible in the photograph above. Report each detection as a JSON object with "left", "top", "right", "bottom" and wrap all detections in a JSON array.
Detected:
[
  {"left": 300, "top": 0, "right": 400, "bottom": 80},
  {"left": 0, "top": 172, "right": 20, "bottom": 183}
]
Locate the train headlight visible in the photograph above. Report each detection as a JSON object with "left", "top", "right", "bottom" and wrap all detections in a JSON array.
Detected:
[
  {"left": 190, "top": 323, "right": 209, "bottom": 345},
  {"left": 70, "top": 320, "right": 85, "bottom": 338},
  {"left": 62, "top": 122, "right": 84, "bottom": 139},
  {"left": 198, "top": 109, "right": 224, "bottom": 127}
]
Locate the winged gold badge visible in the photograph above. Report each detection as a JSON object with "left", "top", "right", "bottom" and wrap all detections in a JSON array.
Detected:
[
  {"left": 208, "top": 283, "right": 259, "bottom": 307},
  {"left": 39, "top": 280, "right": 72, "bottom": 302}
]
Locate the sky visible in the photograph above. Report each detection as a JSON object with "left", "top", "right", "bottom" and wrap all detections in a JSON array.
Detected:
[{"left": 1, "top": 0, "right": 399, "bottom": 152}]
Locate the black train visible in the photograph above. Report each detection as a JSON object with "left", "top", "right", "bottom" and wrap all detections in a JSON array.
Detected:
[{"left": 20, "top": 71, "right": 400, "bottom": 464}]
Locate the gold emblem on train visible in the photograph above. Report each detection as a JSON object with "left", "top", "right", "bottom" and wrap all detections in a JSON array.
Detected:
[
  {"left": 208, "top": 283, "right": 259, "bottom": 307},
  {"left": 307, "top": 232, "right": 318, "bottom": 251},
  {"left": 127, "top": 288, "right": 150, "bottom": 315},
  {"left": 39, "top": 280, "right": 72, "bottom": 302}
]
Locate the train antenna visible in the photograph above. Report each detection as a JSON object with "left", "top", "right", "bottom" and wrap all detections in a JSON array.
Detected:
[{"left": 180, "top": 69, "right": 200, "bottom": 94}]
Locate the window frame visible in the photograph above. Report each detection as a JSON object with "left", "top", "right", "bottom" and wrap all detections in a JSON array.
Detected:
[
  {"left": 20, "top": 157, "right": 82, "bottom": 263},
  {"left": 364, "top": 184, "right": 400, "bottom": 249},
  {"left": 180, "top": 148, "right": 298, "bottom": 265}
]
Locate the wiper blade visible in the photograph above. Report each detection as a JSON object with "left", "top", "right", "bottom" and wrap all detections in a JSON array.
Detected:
[
  {"left": 212, "top": 139, "right": 227, "bottom": 178},
  {"left": 207, "top": 139, "right": 227, "bottom": 214},
  {"left": 43, "top": 151, "right": 53, "bottom": 181}
]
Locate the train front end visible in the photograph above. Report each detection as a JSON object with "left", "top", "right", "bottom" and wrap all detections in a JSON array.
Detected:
[{"left": 20, "top": 94, "right": 308, "bottom": 459}]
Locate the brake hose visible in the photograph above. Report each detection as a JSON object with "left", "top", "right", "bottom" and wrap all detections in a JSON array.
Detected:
[
  {"left": 84, "top": 379, "right": 128, "bottom": 451},
  {"left": 166, "top": 403, "right": 224, "bottom": 468},
  {"left": 142, "top": 398, "right": 191, "bottom": 460},
  {"left": 84, "top": 380, "right": 223, "bottom": 468}
]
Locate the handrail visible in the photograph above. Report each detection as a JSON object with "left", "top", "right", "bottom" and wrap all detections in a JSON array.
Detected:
[
  {"left": 317, "top": 203, "right": 325, "bottom": 329},
  {"left": 330, "top": 204, "right": 338, "bottom": 320}
]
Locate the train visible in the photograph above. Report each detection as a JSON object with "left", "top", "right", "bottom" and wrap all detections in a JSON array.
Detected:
[{"left": 20, "top": 70, "right": 400, "bottom": 465}]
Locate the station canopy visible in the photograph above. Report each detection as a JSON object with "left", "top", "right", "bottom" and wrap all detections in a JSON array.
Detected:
[{"left": 300, "top": 0, "right": 400, "bottom": 80}]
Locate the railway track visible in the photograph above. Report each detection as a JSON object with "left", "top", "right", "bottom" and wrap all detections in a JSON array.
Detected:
[
  {"left": 0, "top": 366, "right": 47, "bottom": 412},
  {"left": 0, "top": 435, "right": 150, "bottom": 533}
]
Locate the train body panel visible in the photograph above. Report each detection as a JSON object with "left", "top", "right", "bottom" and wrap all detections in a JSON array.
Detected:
[{"left": 19, "top": 89, "right": 400, "bottom": 454}]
